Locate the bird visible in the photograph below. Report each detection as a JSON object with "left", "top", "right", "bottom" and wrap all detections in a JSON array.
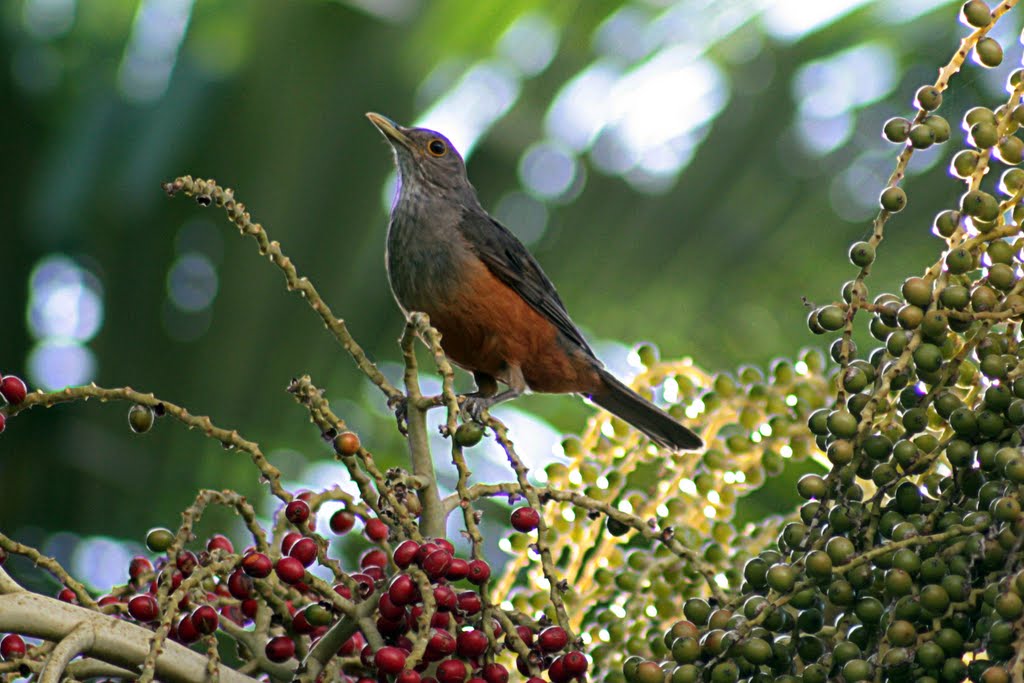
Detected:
[{"left": 367, "top": 112, "right": 703, "bottom": 451}]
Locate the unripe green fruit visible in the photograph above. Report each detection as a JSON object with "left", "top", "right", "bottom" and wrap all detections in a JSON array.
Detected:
[
  {"left": 454, "top": 422, "right": 485, "bottom": 447},
  {"left": 987, "top": 239, "right": 1015, "bottom": 264},
  {"left": 843, "top": 659, "right": 872, "bottom": 682},
  {"left": 997, "top": 135, "right": 1023, "bottom": 164},
  {"left": 945, "top": 246, "right": 975, "bottom": 274},
  {"left": 827, "top": 410, "right": 857, "bottom": 438},
  {"left": 880, "top": 186, "right": 907, "bottom": 212},
  {"left": 961, "top": 189, "right": 999, "bottom": 219},
  {"left": 915, "top": 85, "right": 942, "bottom": 111},
  {"left": 909, "top": 123, "right": 935, "bottom": 149},
  {"left": 951, "top": 150, "right": 980, "bottom": 179},
  {"left": 804, "top": 550, "right": 832, "bottom": 579},
  {"left": 923, "top": 114, "right": 950, "bottom": 143},
  {"left": 934, "top": 209, "right": 962, "bottom": 236},
  {"left": 848, "top": 241, "right": 875, "bottom": 267},
  {"left": 883, "top": 117, "right": 911, "bottom": 143},
  {"left": 962, "top": 0, "right": 992, "bottom": 27},
  {"left": 913, "top": 343, "right": 943, "bottom": 372},
  {"left": 902, "top": 276, "right": 932, "bottom": 307},
  {"left": 766, "top": 563, "right": 796, "bottom": 592},
  {"left": 817, "top": 305, "right": 845, "bottom": 331},
  {"left": 886, "top": 619, "right": 917, "bottom": 647},
  {"left": 146, "top": 527, "right": 175, "bottom": 552},
  {"left": 971, "top": 121, "right": 999, "bottom": 149},
  {"left": 129, "top": 404, "right": 155, "bottom": 433},
  {"left": 742, "top": 638, "right": 773, "bottom": 665},
  {"left": 825, "top": 536, "right": 855, "bottom": 564},
  {"left": 939, "top": 284, "right": 970, "bottom": 309},
  {"left": 976, "top": 37, "right": 1003, "bottom": 67}
]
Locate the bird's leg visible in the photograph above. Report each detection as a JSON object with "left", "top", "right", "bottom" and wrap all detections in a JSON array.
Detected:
[
  {"left": 464, "top": 371, "right": 499, "bottom": 399},
  {"left": 462, "top": 367, "right": 526, "bottom": 423}
]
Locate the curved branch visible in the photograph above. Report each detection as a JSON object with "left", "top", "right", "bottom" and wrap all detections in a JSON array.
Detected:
[
  {"left": 40, "top": 622, "right": 96, "bottom": 683},
  {"left": 0, "top": 592, "right": 258, "bottom": 683}
]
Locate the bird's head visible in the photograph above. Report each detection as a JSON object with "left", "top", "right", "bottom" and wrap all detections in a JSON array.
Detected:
[{"left": 366, "top": 113, "right": 471, "bottom": 195}]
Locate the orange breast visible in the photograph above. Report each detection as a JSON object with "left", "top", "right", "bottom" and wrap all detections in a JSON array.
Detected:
[{"left": 428, "top": 259, "right": 600, "bottom": 394}]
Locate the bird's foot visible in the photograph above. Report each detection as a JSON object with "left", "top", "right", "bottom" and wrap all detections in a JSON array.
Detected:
[
  {"left": 460, "top": 396, "right": 493, "bottom": 424},
  {"left": 388, "top": 394, "right": 409, "bottom": 436}
]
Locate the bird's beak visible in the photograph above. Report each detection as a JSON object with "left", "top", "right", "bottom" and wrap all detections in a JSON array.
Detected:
[{"left": 366, "top": 112, "right": 412, "bottom": 149}]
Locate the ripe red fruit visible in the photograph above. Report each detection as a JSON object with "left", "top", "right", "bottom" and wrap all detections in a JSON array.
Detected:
[
  {"left": 434, "top": 538, "right": 455, "bottom": 554},
  {"left": 446, "top": 557, "right": 470, "bottom": 581},
  {"left": 388, "top": 574, "right": 418, "bottom": 606},
  {"left": 291, "top": 609, "right": 314, "bottom": 635},
  {"left": 98, "top": 594, "right": 120, "bottom": 607},
  {"left": 378, "top": 592, "right": 406, "bottom": 620},
  {"left": 227, "top": 570, "right": 253, "bottom": 599},
  {"left": 514, "top": 625, "right": 534, "bottom": 647},
  {"left": 510, "top": 506, "right": 541, "bottom": 532},
  {"left": 57, "top": 587, "right": 77, "bottom": 603},
  {"left": 422, "top": 549, "right": 453, "bottom": 581},
  {"left": 374, "top": 646, "right": 407, "bottom": 675},
  {"left": 275, "top": 556, "right": 306, "bottom": 584},
  {"left": 128, "top": 556, "right": 153, "bottom": 580},
  {"left": 288, "top": 537, "right": 318, "bottom": 567},
  {"left": 0, "top": 376, "right": 27, "bottom": 405},
  {"left": 265, "top": 635, "right": 296, "bottom": 663},
  {"left": 241, "top": 598, "right": 258, "bottom": 619},
  {"left": 466, "top": 560, "right": 491, "bottom": 585},
  {"left": 361, "top": 548, "right": 388, "bottom": 569},
  {"left": 365, "top": 518, "right": 389, "bottom": 542},
  {"left": 350, "top": 572, "right": 376, "bottom": 598},
  {"left": 280, "top": 531, "right": 302, "bottom": 554},
  {"left": 427, "top": 629, "right": 456, "bottom": 657},
  {"left": 241, "top": 552, "right": 272, "bottom": 578},
  {"left": 434, "top": 584, "right": 457, "bottom": 611},
  {"left": 177, "top": 614, "right": 200, "bottom": 644},
  {"left": 538, "top": 625, "right": 569, "bottom": 652},
  {"left": 333, "top": 431, "right": 361, "bottom": 455},
  {"left": 456, "top": 629, "right": 488, "bottom": 658},
  {"left": 547, "top": 656, "right": 570, "bottom": 683},
  {"left": 175, "top": 550, "right": 198, "bottom": 576},
  {"left": 457, "top": 590, "right": 482, "bottom": 615},
  {"left": 128, "top": 594, "right": 159, "bottom": 622},
  {"left": 192, "top": 605, "right": 219, "bottom": 634},
  {"left": 205, "top": 534, "right": 233, "bottom": 554},
  {"left": 0, "top": 634, "right": 26, "bottom": 660},
  {"left": 415, "top": 542, "right": 440, "bottom": 566},
  {"left": 285, "top": 500, "right": 310, "bottom": 524},
  {"left": 330, "top": 509, "right": 355, "bottom": 534},
  {"left": 393, "top": 540, "right": 420, "bottom": 568},
  {"left": 0, "top": 412, "right": 6, "bottom": 434},
  {"left": 436, "top": 659, "right": 468, "bottom": 683},
  {"left": 562, "top": 651, "right": 588, "bottom": 676},
  {"left": 396, "top": 671, "right": 422, "bottom": 683},
  {"left": 481, "top": 663, "right": 509, "bottom": 683}
]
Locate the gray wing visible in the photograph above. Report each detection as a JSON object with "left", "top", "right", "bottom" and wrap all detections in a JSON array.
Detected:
[{"left": 458, "top": 209, "right": 596, "bottom": 358}]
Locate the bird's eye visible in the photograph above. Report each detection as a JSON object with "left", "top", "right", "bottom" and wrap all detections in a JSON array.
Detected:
[{"left": 428, "top": 139, "right": 447, "bottom": 157}]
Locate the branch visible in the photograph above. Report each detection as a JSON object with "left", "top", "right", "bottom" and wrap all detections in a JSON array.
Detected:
[
  {"left": 0, "top": 592, "right": 259, "bottom": 683},
  {"left": 39, "top": 622, "right": 95, "bottom": 683},
  {"left": 294, "top": 599, "right": 376, "bottom": 683},
  {"left": 162, "top": 176, "right": 402, "bottom": 402}
]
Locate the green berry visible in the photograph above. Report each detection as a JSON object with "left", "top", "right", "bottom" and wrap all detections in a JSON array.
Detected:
[
  {"left": 129, "top": 404, "right": 155, "bottom": 434},
  {"left": 883, "top": 117, "right": 911, "bottom": 143},
  {"left": 454, "top": 422, "right": 485, "bottom": 447},
  {"left": 933, "top": 209, "right": 961, "bottom": 236},
  {"left": 962, "top": 0, "right": 992, "bottom": 28},
  {"left": 915, "top": 85, "right": 942, "bottom": 111},
  {"left": 908, "top": 123, "right": 935, "bottom": 149},
  {"left": 849, "top": 241, "right": 875, "bottom": 267},
  {"left": 976, "top": 37, "right": 1003, "bottom": 67},
  {"left": 951, "top": 150, "right": 980, "bottom": 178},
  {"left": 923, "top": 114, "right": 950, "bottom": 143},
  {"left": 997, "top": 135, "right": 1024, "bottom": 164},
  {"left": 146, "top": 527, "right": 175, "bottom": 552},
  {"left": 945, "top": 246, "right": 974, "bottom": 274},
  {"left": 880, "top": 186, "right": 907, "bottom": 212},
  {"left": 971, "top": 121, "right": 1000, "bottom": 149}
]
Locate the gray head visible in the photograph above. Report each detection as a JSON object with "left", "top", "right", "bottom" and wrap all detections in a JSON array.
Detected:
[{"left": 367, "top": 112, "right": 474, "bottom": 198}]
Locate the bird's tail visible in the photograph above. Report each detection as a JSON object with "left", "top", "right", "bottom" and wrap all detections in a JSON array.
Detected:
[{"left": 589, "top": 368, "right": 703, "bottom": 451}]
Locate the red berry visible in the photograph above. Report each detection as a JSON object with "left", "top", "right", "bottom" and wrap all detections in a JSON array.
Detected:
[
  {"left": 510, "top": 507, "right": 540, "bottom": 533},
  {"left": 330, "top": 509, "right": 355, "bottom": 534},
  {"left": 288, "top": 537, "right": 318, "bottom": 567},
  {"left": 378, "top": 592, "right": 406, "bottom": 621},
  {"left": 434, "top": 584, "right": 457, "bottom": 611},
  {"left": 291, "top": 609, "right": 314, "bottom": 635},
  {"left": 0, "top": 413, "right": 6, "bottom": 434},
  {"left": 365, "top": 518, "right": 389, "bottom": 542},
  {"left": 128, "top": 556, "right": 153, "bottom": 580},
  {"left": 227, "top": 570, "right": 253, "bottom": 599},
  {"left": 538, "top": 625, "right": 569, "bottom": 653},
  {"left": 275, "top": 556, "right": 306, "bottom": 584},
  {"left": 422, "top": 549, "right": 453, "bottom": 581},
  {"left": 431, "top": 611, "right": 451, "bottom": 628},
  {"left": 397, "top": 671, "right": 422, "bottom": 683},
  {"left": 128, "top": 594, "right": 159, "bottom": 622},
  {"left": 456, "top": 629, "right": 488, "bottom": 658},
  {"left": 280, "top": 531, "right": 302, "bottom": 554},
  {"left": 0, "top": 376, "right": 27, "bottom": 405},
  {"left": 176, "top": 550, "right": 198, "bottom": 576},
  {"left": 0, "top": 634, "right": 26, "bottom": 660},
  {"left": 388, "top": 574, "right": 418, "bottom": 606},
  {"left": 191, "top": 605, "right": 219, "bottom": 634},
  {"left": 363, "top": 565, "right": 385, "bottom": 582},
  {"left": 333, "top": 431, "right": 361, "bottom": 455},
  {"left": 241, "top": 598, "right": 258, "bottom": 619},
  {"left": 374, "top": 646, "right": 407, "bottom": 675},
  {"left": 98, "top": 594, "right": 120, "bottom": 607},
  {"left": 466, "top": 560, "right": 491, "bottom": 585},
  {"left": 177, "top": 614, "right": 200, "bottom": 644},
  {"left": 393, "top": 540, "right": 420, "bottom": 568},
  {"left": 481, "top": 663, "right": 508, "bottom": 683},
  {"left": 457, "top": 590, "right": 482, "bottom": 615},
  {"left": 434, "top": 538, "right": 455, "bottom": 554},
  {"left": 548, "top": 656, "right": 570, "bottom": 683},
  {"left": 562, "top": 651, "right": 587, "bottom": 676},
  {"left": 242, "top": 552, "right": 272, "bottom": 578},
  {"left": 378, "top": 615, "right": 407, "bottom": 637},
  {"left": 285, "top": 500, "right": 310, "bottom": 525},
  {"left": 361, "top": 548, "right": 388, "bottom": 569},
  {"left": 350, "top": 572, "right": 376, "bottom": 598},
  {"left": 426, "top": 628, "right": 456, "bottom": 657},
  {"left": 446, "top": 557, "right": 470, "bottom": 581},
  {"left": 265, "top": 635, "right": 296, "bottom": 663},
  {"left": 57, "top": 587, "right": 77, "bottom": 603},
  {"left": 206, "top": 534, "right": 234, "bottom": 554},
  {"left": 415, "top": 542, "right": 440, "bottom": 566},
  {"left": 513, "top": 625, "right": 534, "bottom": 647},
  {"left": 436, "top": 659, "right": 468, "bottom": 683}
]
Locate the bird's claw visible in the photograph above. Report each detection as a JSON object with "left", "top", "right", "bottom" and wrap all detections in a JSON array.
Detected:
[
  {"left": 388, "top": 395, "right": 409, "bottom": 436},
  {"left": 460, "top": 396, "right": 491, "bottom": 425}
]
